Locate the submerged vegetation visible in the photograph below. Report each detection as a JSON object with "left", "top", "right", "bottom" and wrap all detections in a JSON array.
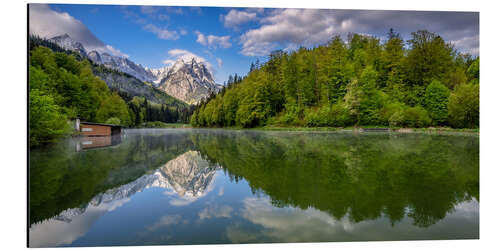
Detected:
[{"left": 191, "top": 30, "right": 479, "bottom": 129}]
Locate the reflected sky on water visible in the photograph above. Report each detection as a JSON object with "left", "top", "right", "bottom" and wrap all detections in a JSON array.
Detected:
[{"left": 29, "top": 129, "right": 479, "bottom": 247}]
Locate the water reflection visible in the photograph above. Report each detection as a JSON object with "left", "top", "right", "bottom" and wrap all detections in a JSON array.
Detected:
[
  {"left": 29, "top": 150, "right": 219, "bottom": 247},
  {"left": 159, "top": 151, "right": 220, "bottom": 205},
  {"left": 29, "top": 129, "right": 479, "bottom": 247},
  {"left": 227, "top": 196, "right": 478, "bottom": 243},
  {"left": 192, "top": 131, "right": 479, "bottom": 229},
  {"left": 75, "top": 135, "right": 122, "bottom": 151}
]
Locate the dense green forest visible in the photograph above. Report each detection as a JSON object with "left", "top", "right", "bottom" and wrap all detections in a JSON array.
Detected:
[
  {"left": 191, "top": 30, "right": 479, "bottom": 128},
  {"left": 29, "top": 37, "right": 193, "bottom": 146}
]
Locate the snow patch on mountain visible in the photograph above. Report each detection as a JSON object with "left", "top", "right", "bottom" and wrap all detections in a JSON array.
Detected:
[
  {"left": 157, "top": 58, "right": 222, "bottom": 104},
  {"left": 48, "top": 34, "right": 221, "bottom": 104}
]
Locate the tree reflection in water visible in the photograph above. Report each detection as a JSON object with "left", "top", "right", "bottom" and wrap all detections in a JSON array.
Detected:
[
  {"left": 192, "top": 131, "right": 479, "bottom": 228},
  {"left": 29, "top": 129, "right": 479, "bottom": 246}
]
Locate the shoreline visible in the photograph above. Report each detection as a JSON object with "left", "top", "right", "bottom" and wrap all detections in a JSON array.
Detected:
[
  {"left": 131, "top": 124, "right": 479, "bottom": 136},
  {"left": 250, "top": 126, "right": 479, "bottom": 136}
]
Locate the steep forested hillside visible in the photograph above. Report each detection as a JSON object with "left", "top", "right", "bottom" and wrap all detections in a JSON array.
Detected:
[
  {"left": 29, "top": 37, "right": 194, "bottom": 146},
  {"left": 92, "top": 65, "right": 181, "bottom": 105},
  {"left": 29, "top": 46, "right": 132, "bottom": 146},
  {"left": 191, "top": 30, "right": 479, "bottom": 128}
]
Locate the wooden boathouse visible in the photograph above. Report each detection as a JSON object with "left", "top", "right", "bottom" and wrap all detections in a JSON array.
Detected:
[{"left": 75, "top": 118, "right": 122, "bottom": 136}]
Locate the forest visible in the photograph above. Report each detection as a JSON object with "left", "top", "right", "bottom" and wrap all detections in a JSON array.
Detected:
[
  {"left": 29, "top": 39, "right": 193, "bottom": 146},
  {"left": 191, "top": 30, "right": 479, "bottom": 129}
]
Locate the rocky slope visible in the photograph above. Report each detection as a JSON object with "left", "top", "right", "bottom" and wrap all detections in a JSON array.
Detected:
[{"left": 157, "top": 58, "right": 222, "bottom": 105}]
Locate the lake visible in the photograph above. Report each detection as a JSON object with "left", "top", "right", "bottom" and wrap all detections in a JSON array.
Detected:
[{"left": 28, "top": 129, "right": 479, "bottom": 247}]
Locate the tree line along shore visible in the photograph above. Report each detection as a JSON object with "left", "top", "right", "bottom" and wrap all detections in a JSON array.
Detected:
[
  {"left": 29, "top": 29, "right": 479, "bottom": 147},
  {"left": 190, "top": 30, "right": 479, "bottom": 130}
]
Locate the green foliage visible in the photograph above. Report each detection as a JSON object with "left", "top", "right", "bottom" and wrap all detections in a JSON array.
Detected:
[
  {"left": 423, "top": 80, "right": 450, "bottom": 125},
  {"left": 189, "top": 29, "right": 478, "bottom": 129},
  {"left": 466, "top": 58, "right": 480, "bottom": 85},
  {"left": 404, "top": 106, "right": 432, "bottom": 128},
  {"left": 406, "top": 30, "right": 454, "bottom": 86},
  {"left": 127, "top": 96, "right": 191, "bottom": 126},
  {"left": 29, "top": 89, "right": 71, "bottom": 146},
  {"left": 304, "top": 102, "right": 350, "bottom": 127},
  {"left": 30, "top": 47, "right": 130, "bottom": 126},
  {"left": 29, "top": 39, "right": 195, "bottom": 146},
  {"left": 448, "top": 84, "right": 480, "bottom": 128},
  {"left": 95, "top": 93, "right": 132, "bottom": 126},
  {"left": 105, "top": 117, "right": 121, "bottom": 125},
  {"left": 390, "top": 106, "right": 431, "bottom": 128}
]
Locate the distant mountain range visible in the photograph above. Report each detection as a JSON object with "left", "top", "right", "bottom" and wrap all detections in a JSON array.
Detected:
[{"left": 48, "top": 34, "right": 221, "bottom": 104}]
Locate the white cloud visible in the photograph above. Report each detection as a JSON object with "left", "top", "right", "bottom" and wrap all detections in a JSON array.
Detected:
[
  {"left": 223, "top": 9, "right": 258, "bottom": 29},
  {"left": 198, "top": 203, "right": 233, "bottom": 220},
  {"left": 227, "top": 197, "right": 479, "bottom": 243},
  {"left": 239, "top": 9, "right": 344, "bottom": 56},
  {"left": 143, "top": 24, "right": 179, "bottom": 40},
  {"left": 28, "top": 4, "right": 129, "bottom": 58},
  {"left": 162, "top": 49, "right": 214, "bottom": 73},
  {"left": 166, "top": 49, "right": 207, "bottom": 63},
  {"left": 195, "top": 31, "right": 232, "bottom": 49},
  {"left": 146, "top": 215, "right": 182, "bottom": 231},
  {"left": 28, "top": 196, "right": 131, "bottom": 247},
  {"left": 239, "top": 9, "right": 479, "bottom": 57},
  {"left": 216, "top": 58, "right": 223, "bottom": 68},
  {"left": 226, "top": 196, "right": 349, "bottom": 243},
  {"left": 140, "top": 6, "right": 156, "bottom": 15},
  {"left": 450, "top": 35, "right": 480, "bottom": 56},
  {"left": 139, "top": 6, "right": 171, "bottom": 21},
  {"left": 103, "top": 45, "right": 129, "bottom": 58}
]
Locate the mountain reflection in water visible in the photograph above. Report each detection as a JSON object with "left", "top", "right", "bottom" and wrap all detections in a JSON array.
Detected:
[
  {"left": 29, "top": 150, "right": 219, "bottom": 247},
  {"left": 29, "top": 129, "right": 479, "bottom": 247}
]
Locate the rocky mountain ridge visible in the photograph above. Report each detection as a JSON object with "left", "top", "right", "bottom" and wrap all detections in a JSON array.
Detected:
[{"left": 48, "top": 34, "right": 221, "bottom": 104}]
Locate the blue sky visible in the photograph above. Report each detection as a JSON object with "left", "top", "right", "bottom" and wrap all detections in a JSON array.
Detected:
[{"left": 29, "top": 4, "right": 479, "bottom": 84}]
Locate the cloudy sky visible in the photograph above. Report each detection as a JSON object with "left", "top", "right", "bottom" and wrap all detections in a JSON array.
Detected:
[{"left": 29, "top": 4, "right": 479, "bottom": 84}]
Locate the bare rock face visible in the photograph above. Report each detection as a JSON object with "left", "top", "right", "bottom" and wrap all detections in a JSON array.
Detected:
[{"left": 157, "top": 58, "right": 222, "bottom": 105}]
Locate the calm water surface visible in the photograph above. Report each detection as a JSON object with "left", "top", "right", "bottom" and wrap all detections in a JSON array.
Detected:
[{"left": 29, "top": 129, "right": 479, "bottom": 247}]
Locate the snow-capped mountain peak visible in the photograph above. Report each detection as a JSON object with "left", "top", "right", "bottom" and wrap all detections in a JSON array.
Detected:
[
  {"left": 147, "top": 66, "right": 170, "bottom": 84},
  {"left": 157, "top": 58, "right": 222, "bottom": 104},
  {"left": 48, "top": 34, "right": 221, "bottom": 104},
  {"left": 49, "top": 33, "right": 87, "bottom": 57}
]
